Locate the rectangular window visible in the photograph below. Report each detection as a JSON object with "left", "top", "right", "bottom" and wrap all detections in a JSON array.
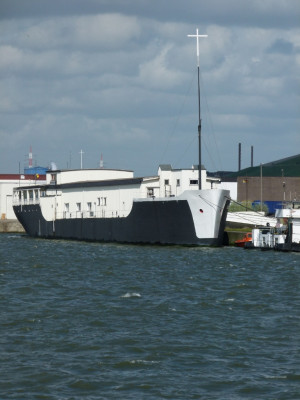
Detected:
[
  {"left": 98, "top": 197, "right": 107, "bottom": 206},
  {"left": 190, "top": 179, "right": 198, "bottom": 185},
  {"left": 64, "top": 203, "right": 69, "bottom": 212},
  {"left": 87, "top": 202, "right": 92, "bottom": 211},
  {"left": 176, "top": 179, "right": 180, "bottom": 186},
  {"left": 51, "top": 174, "right": 57, "bottom": 184},
  {"left": 164, "top": 179, "right": 169, "bottom": 185},
  {"left": 147, "top": 188, "right": 154, "bottom": 197},
  {"left": 76, "top": 202, "right": 81, "bottom": 211}
]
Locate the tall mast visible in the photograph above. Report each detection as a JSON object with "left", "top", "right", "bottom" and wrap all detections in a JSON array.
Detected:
[{"left": 187, "top": 29, "right": 207, "bottom": 190}]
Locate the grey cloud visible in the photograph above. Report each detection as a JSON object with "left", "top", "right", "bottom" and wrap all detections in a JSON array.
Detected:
[
  {"left": 0, "top": 1, "right": 299, "bottom": 175},
  {"left": 266, "top": 38, "right": 295, "bottom": 54},
  {"left": 1, "top": 0, "right": 299, "bottom": 29}
]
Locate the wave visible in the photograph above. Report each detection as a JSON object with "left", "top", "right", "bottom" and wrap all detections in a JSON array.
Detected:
[{"left": 121, "top": 292, "right": 141, "bottom": 298}]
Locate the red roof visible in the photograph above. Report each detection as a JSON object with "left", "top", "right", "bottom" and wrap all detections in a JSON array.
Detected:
[{"left": 0, "top": 174, "right": 46, "bottom": 181}]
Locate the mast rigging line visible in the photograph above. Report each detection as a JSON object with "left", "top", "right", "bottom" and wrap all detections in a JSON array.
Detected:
[
  {"left": 200, "top": 74, "right": 224, "bottom": 172},
  {"left": 227, "top": 197, "right": 269, "bottom": 217},
  {"left": 174, "top": 131, "right": 197, "bottom": 168},
  {"left": 198, "top": 194, "right": 223, "bottom": 211},
  {"left": 159, "top": 73, "right": 196, "bottom": 166}
]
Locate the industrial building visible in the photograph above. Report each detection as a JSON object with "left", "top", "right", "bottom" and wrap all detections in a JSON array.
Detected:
[
  {"left": 0, "top": 147, "right": 47, "bottom": 222},
  {"left": 227, "top": 154, "right": 300, "bottom": 213},
  {"left": 0, "top": 173, "right": 46, "bottom": 220}
]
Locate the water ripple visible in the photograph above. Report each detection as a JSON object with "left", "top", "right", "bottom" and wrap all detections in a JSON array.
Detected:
[{"left": 0, "top": 235, "right": 299, "bottom": 399}]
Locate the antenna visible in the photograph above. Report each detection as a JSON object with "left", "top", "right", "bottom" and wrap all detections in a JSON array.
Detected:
[
  {"left": 29, "top": 145, "right": 33, "bottom": 168},
  {"left": 79, "top": 149, "right": 84, "bottom": 169},
  {"left": 187, "top": 29, "right": 208, "bottom": 190}
]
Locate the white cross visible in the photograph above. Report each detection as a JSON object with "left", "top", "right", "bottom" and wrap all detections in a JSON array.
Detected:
[{"left": 187, "top": 29, "right": 208, "bottom": 67}]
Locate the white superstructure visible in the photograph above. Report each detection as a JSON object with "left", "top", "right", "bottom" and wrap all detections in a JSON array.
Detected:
[
  {"left": 248, "top": 202, "right": 300, "bottom": 250},
  {"left": 13, "top": 165, "right": 223, "bottom": 222}
]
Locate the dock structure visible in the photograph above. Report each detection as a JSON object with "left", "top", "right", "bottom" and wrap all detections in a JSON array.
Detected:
[{"left": 0, "top": 219, "right": 24, "bottom": 233}]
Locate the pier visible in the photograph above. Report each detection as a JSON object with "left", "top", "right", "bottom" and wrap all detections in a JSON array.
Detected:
[{"left": 0, "top": 219, "right": 24, "bottom": 233}]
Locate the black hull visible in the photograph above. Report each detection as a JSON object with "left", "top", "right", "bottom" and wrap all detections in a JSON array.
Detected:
[
  {"left": 244, "top": 241, "right": 300, "bottom": 253},
  {"left": 14, "top": 199, "right": 228, "bottom": 246},
  {"left": 275, "top": 243, "right": 300, "bottom": 252}
]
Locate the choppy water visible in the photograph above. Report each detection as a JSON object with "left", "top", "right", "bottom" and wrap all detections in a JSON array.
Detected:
[{"left": 1, "top": 233, "right": 299, "bottom": 399}]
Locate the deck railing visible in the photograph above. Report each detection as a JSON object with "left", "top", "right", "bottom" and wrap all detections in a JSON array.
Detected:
[
  {"left": 12, "top": 198, "right": 40, "bottom": 206},
  {"left": 57, "top": 209, "right": 131, "bottom": 219}
]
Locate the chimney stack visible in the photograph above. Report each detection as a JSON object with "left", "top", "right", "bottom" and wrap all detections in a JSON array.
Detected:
[{"left": 238, "top": 143, "right": 241, "bottom": 171}]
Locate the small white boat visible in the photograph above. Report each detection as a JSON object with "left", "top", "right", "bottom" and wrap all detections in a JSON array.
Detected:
[{"left": 244, "top": 201, "right": 300, "bottom": 252}]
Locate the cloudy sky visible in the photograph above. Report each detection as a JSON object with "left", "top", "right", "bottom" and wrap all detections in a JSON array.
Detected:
[{"left": 0, "top": 0, "right": 299, "bottom": 176}]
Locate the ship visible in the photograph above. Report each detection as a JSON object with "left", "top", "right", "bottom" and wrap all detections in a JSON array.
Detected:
[
  {"left": 244, "top": 201, "right": 300, "bottom": 252},
  {"left": 13, "top": 166, "right": 229, "bottom": 245},
  {"left": 12, "top": 30, "right": 230, "bottom": 246}
]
